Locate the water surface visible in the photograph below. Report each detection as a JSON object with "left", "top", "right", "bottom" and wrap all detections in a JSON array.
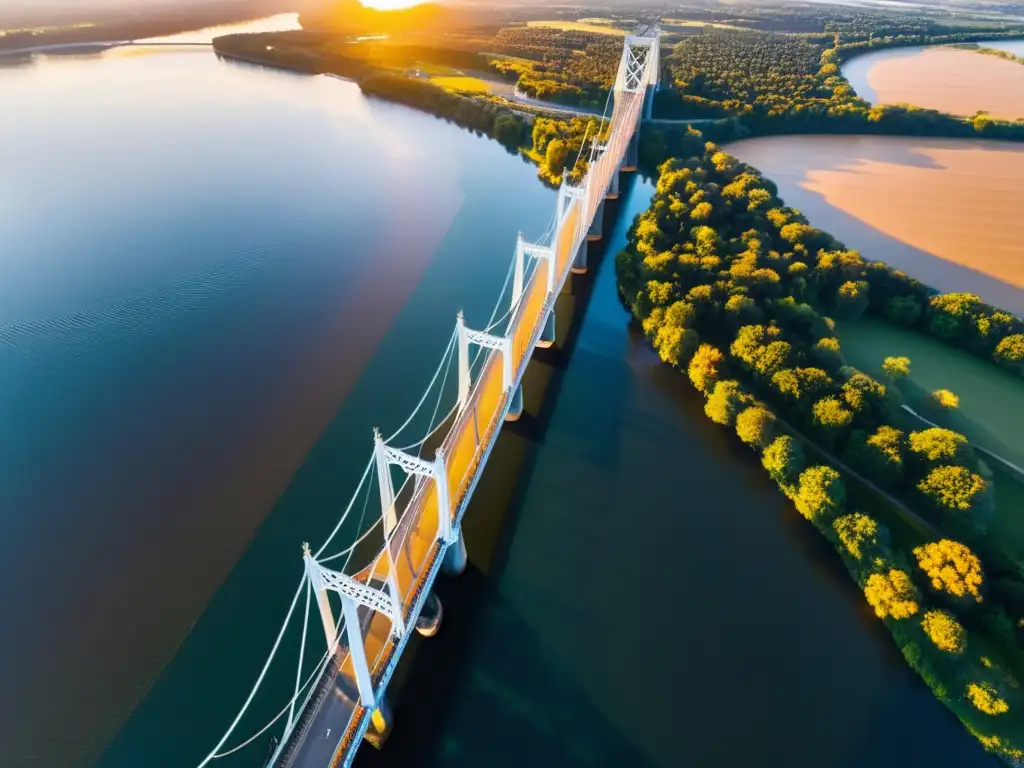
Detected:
[
  {"left": 842, "top": 40, "right": 1024, "bottom": 118},
  {"left": 0, "top": 18, "right": 555, "bottom": 767},
  {"left": 727, "top": 134, "right": 1024, "bottom": 313}
]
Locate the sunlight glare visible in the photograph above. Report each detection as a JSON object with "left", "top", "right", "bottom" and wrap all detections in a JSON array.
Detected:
[{"left": 362, "top": 0, "right": 420, "bottom": 9}]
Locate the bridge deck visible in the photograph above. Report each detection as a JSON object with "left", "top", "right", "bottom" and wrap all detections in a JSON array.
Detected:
[{"left": 278, "top": 88, "right": 646, "bottom": 768}]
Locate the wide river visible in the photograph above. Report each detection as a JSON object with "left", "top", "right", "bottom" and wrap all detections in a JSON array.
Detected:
[
  {"left": 0, "top": 15, "right": 997, "bottom": 768},
  {"left": 842, "top": 38, "right": 1024, "bottom": 120}
]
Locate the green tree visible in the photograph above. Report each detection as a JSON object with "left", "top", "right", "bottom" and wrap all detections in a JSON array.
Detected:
[
  {"left": 885, "top": 295, "right": 922, "bottom": 326},
  {"left": 762, "top": 435, "right": 805, "bottom": 485},
  {"left": 724, "top": 295, "right": 763, "bottom": 328},
  {"left": 913, "top": 539, "right": 985, "bottom": 605},
  {"left": 736, "top": 406, "right": 777, "bottom": 450},
  {"left": 688, "top": 343, "right": 725, "bottom": 394},
  {"left": 864, "top": 569, "right": 920, "bottom": 620},
  {"left": 794, "top": 465, "right": 845, "bottom": 523}
]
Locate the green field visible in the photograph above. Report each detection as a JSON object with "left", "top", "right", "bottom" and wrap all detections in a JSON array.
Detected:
[
  {"left": 837, "top": 318, "right": 1024, "bottom": 563},
  {"left": 837, "top": 318, "right": 1024, "bottom": 469},
  {"left": 526, "top": 20, "right": 628, "bottom": 36}
]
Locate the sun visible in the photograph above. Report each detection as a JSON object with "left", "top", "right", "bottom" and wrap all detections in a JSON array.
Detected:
[{"left": 362, "top": 0, "right": 421, "bottom": 9}]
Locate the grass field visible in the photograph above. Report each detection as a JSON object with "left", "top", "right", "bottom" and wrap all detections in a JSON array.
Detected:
[
  {"left": 429, "top": 75, "right": 492, "bottom": 93},
  {"left": 662, "top": 18, "right": 752, "bottom": 31},
  {"left": 526, "top": 20, "right": 628, "bottom": 36},
  {"left": 837, "top": 318, "right": 1024, "bottom": 563},
  {"left": 837, "top": 317, "right": 1024, "bottom": 469}
]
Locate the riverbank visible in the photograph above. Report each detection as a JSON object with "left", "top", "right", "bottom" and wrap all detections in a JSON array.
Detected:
[{"left": 616, "top": 142, "right": 1024, "bottom": 764}]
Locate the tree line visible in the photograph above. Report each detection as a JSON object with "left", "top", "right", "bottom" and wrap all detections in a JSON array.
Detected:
[
  {"left": 653, "top": 29, "right": 1024, "bottom": 134},
  {"left": 615, "top": 133, "right": 1024, "bottom": 763}
]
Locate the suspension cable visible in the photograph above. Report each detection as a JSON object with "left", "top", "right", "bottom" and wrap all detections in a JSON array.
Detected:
[
  {"left": 196, "top": 573, "right": 307, "bottom": 768},
  {"left": 381, "top": 326, "right": 458, "bottom": 443},
  {"left": 314, "top": 454, "right": 374, "bottom": 559}
]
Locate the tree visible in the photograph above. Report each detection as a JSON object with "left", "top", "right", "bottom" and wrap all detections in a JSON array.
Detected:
[
  {"left": 794, "top": 465, "right": 845, "bottom": 523},
  {"left": 812, "top": 396, "right": 854, "bottom": 430},
  {"left": 929, "top": 389, "right": 960, "bottom": 410},
  {"left": 921, "top": 609, "right": 966, "bottom": 655},
  {"left": 705, "top": 380, "right": 748, "bottom": 427},
  {"left": 913, "top": 539, "right": 984, "bottom": 605},
  {"left": 688, "top": 344, "right": 725, "bottom": 394},
  {"left": 724, "top": 295, "right": 764, "bottom": 328},
  {"left": 812, "top": 337, "right": 844, "bottom": 371},
  {"left": 966, "top": 681, "right": 1009, "bottom": 715},
  {"left": 994, "top": 334, "right": 1024, "bottom": 374},
  {"left": 762, "top": 435, "right": 805, "bottom": 485},
  {"left": 885, "top": 295, "right": 922, "bottom": 326},
  {"left": 864, "top": 569, "right": 920, "bottom": 620},
  {"left": 834, "top": 512, "right": 888, "bottom": 562},
  {"left": 654, "top": 325, "right": 700, "bottom": 367},
  {"left": 493, "top": 114, "right": 525, "bottom": 148},
  {"left": 544, "top": 138, "right": 569, "bottom": 176},
  {"left": 882, "top": 356, "right": 911, "bottom": 380},
  {"left": 835, "top": 280, "right": 870, "bottom": 318},
  {"left": 736, "top": 406, "right": 777, "bottom": 450},
  {"left": 862, "top": 425, "right": 905, "bottom": 480},
  {"left": 919, "top": 465, "right": 988, "bottom": 514},
  {"left": 841, "top": 373, "right": 887, "bottom": 418},
  {"left": 908, "top": 428, "right": 969, "bottom": 465}
]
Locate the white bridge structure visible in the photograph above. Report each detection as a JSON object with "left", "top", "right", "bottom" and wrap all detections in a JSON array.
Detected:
[{"left": 198, "top": 27, "right": 660, "bottom": 768}]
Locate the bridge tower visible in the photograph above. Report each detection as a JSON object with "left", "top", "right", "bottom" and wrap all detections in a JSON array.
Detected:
[{"left": 617, "top": 27, "right": 661, "bottom": 171}]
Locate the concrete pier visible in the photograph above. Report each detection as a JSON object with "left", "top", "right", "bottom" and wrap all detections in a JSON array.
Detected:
[
  {"left": 442, "top": 528, "right": 468, "bottom": 576},
  {"left": 505, "top": 384, "right": 523, "bottom": 422},
  {"left": 537, "top": 310, "right": 556, "bottom": 348},
  {"left": 571, "top": 239, "right": 588, "bottom": 275},
  {"left": 363, "top": 696, "right": 393, "bottom": 749},
  {"left": 415, "top": 592, "right": 443, "bottom": 637},
  {"left": 587, "top": 200, "right": 605, "bottom": 242}
]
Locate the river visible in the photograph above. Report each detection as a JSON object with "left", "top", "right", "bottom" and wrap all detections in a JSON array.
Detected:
[
  {"left": 842, "top": 37, "right": 1024, "bottom": 119},
  {"left": 726, "top": 135, "right": 1024, "bottom": 314},
  {"left": 0, "top": 14, "right": 997, "bottom": 768}
]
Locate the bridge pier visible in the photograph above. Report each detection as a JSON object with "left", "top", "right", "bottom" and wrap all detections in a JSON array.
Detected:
[
  {"left": 363, "top": 696, "right": 394, "bottom": 750},
  {"left": 587, "top": 200, "right": 605, "bottom": 242},
  {"left": 622, "top": 129, "right": 640, "bottom": 172},
  {"left": 537, "top": 309, "right": 556, "bottom": 348},
  {"left": 505, "top": 383, "right": 524, "bottom": 422},
  {"left": 415, "top": 591, "right": 443, "bottom": 637},
  {"left": 606, "top": 167, "right": 620, "bottom": 200},
  {"left": 442, "top": 527, "right": 468, "bottom": 576},
  {"left": 571, "top": 239, "right": 588, "bottom": 275}
]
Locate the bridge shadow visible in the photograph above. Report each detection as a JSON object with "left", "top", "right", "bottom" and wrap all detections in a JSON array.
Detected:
[{"left": 354, "top": 198, "right": 640, "bottom": 767}]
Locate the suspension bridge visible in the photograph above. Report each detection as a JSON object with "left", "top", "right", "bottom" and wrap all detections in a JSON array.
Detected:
[{"left": 198, "top": 27, "right": 661, "bottom": 768}]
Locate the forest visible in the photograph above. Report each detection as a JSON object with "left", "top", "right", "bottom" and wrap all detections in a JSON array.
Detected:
[
  {"left": 653, "top": 29, "right": 1024, "bottom": 139},
  {"left": 616, "top": 132, "right": 1024, "bottom": 763},
  {"left": 487, "top": 27, "right": 622, "bottom": 108}
]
